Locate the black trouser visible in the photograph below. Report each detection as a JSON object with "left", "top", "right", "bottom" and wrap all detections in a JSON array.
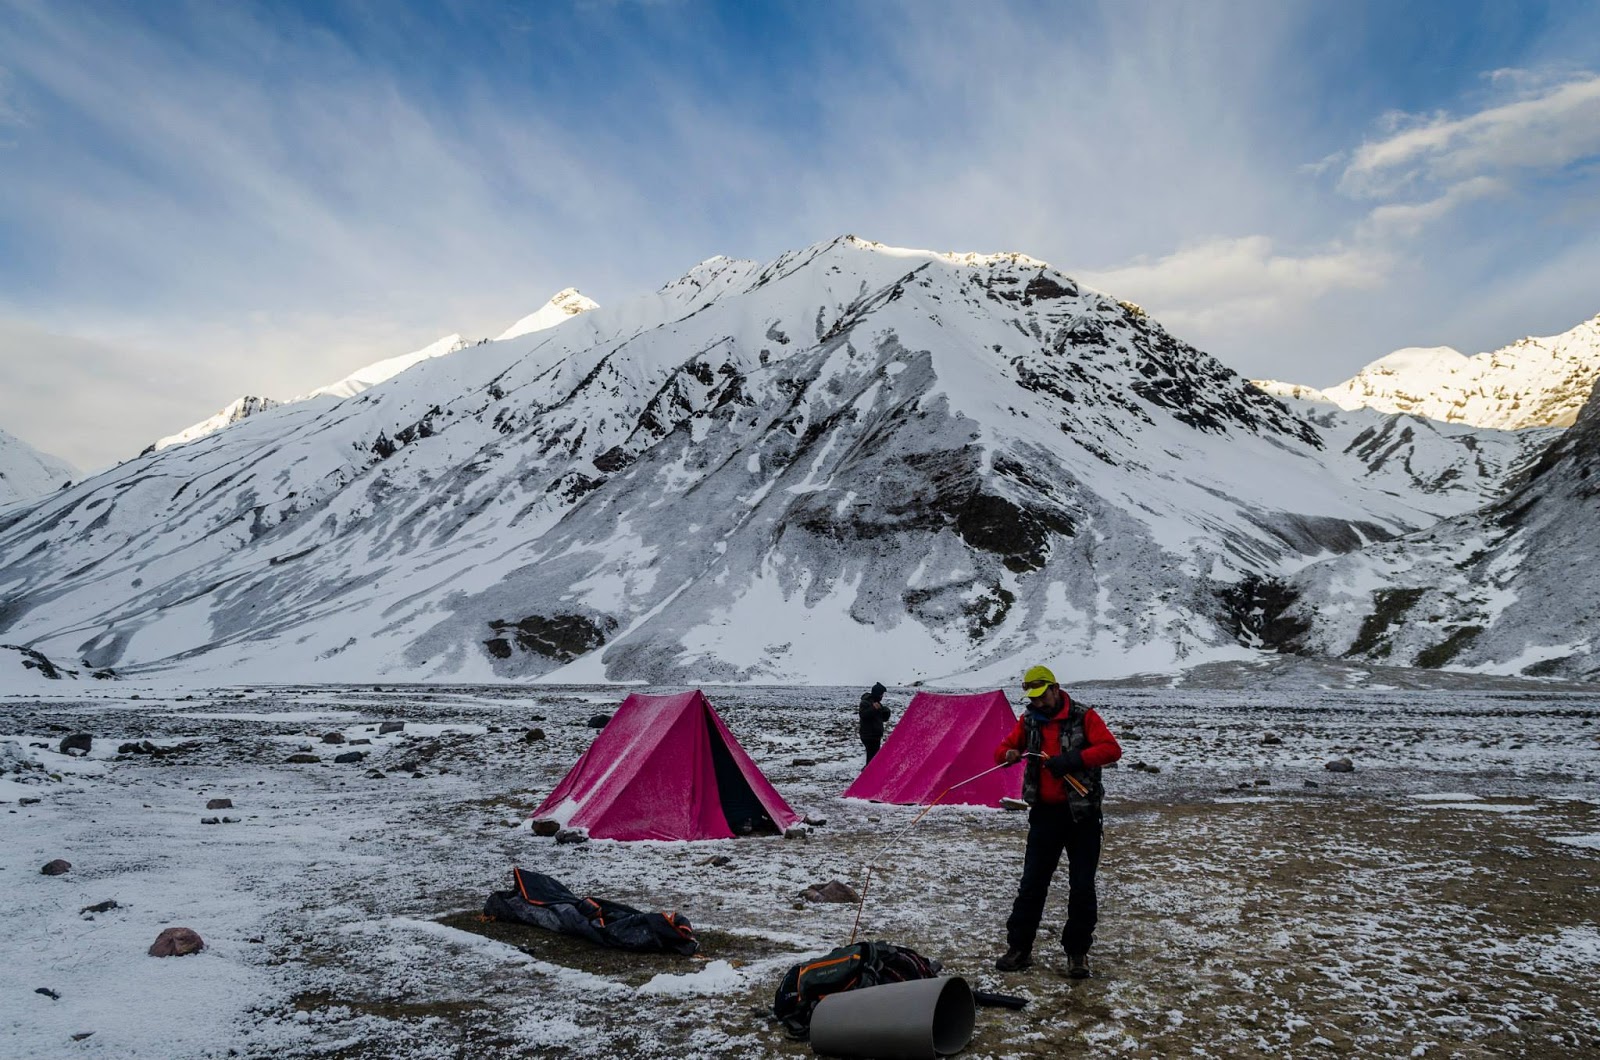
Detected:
[
  {"left": 1005, "top": 802, "right": 1102, "bottom": 954},
  {"left": 862, "top": 736, "right": 881, "bottom": 763}
]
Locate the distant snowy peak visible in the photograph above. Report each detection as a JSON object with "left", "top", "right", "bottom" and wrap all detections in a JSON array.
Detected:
[
  {"left": 301, "top": 333, "right": 469, "bottom": 401},
  {"left": 495, "top": 289, "right": 600, "bottom": 342},
  {"left": 149, "top": 334, "right": 471, "bottom": 453},
  {"left": 1257, "top": 314, "right": 1600, "bottom": 430},
  {"left": 0, "top": 427, "right": 75, "bottom": 505},
  {"left": 151, "top": 395, "right": 281, "bottom": 453}
]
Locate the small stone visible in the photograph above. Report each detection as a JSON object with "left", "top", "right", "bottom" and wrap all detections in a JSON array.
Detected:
[
  {"left": 320, "top": 732, "right": 346, "bottom": 744},
  {"left": 586, "top": 714, "right": 611, "bottom": 729},
  {"left": 71, "top": 1033, "right": 94, "bottom": 1041},
  {"left": 1304, "top": 780, "right": 1320, "bottom": 788},
  {"left": 58, "top": 733, "right": 93, "bottom": 756},
  {"left": 348, "top": 738, "right": 371, "bottom": 745},
  {"left": 791, "top": 758, "right": 816, "bottom": 767},
  {"left": 206, "top": 798, "right": 233, "bottom": 810},
  {"left": 40, "top": 859, "right": 71, "bottom": 876},
  {"left": 148, "top": 926, "right": 204, "bottom": 957},
  {"left": 80, "top": 900, "right": 119, "bottom": 915},
  {"left": 554, "top": 829, "right": 588, "bottom": 845},
  {"left": 1325, "top": 758, "right": 1355, "bottom": 773},
  {"left": 803, "top": 815, "right": 827, "bottom": 826},
  {"left": 333, "top": 751, "right": 365, "bottom": 764},
  {"left": 522, "top": 728, "right": 546, "bottom": 743},
  {"left": 364, "top": 769, "right": 386, "bottom": 779},
  {"left": 703, "top": 855, "right": 733, "bottom": 867},
  {"left": 1261, "top": 734, "right": 1283, "bottom": 745},
  {"left": 19, "top": 796, "right": 41, "bottom": 806},
  {"left": 531, "top": 819, "right": 561, "bottom": 837},
  {"left": 1254, "top": 779, "right": 1271, "bottom": 786},
  {"left": 378, "top": 721, "right": 404, "bottom": 735},
  {"left": 784, "top": 827, "right": 809, "bottom": 840},
  {"left": 286, "top": 754, "right": 320, "bottom": 764},
  {"left": 36, "top": 987, "right": 60, "bottom": 1000},
  {"left": 201, "top": 817, "right": 220, "bottom": 825}
]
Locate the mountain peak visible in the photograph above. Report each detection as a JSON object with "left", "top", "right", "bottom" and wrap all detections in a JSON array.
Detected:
[{"left": 496, "top": 289, "right": 600, "bottom": 342}]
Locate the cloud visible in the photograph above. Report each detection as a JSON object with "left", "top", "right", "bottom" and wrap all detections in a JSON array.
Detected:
[
  {"left": 1362, "top": 175, "right": 1508, "bottom": 237},
  {"left": 1340, "top": 72, "right": 1600, "bottom": 199},
  {"left": 1076, "top": 236, "right": 1389, "bottom": 336}
]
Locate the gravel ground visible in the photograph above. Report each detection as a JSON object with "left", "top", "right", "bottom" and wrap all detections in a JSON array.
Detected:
[{"left": 3, "top": 677, "right": 1598, "bottom": 1058}]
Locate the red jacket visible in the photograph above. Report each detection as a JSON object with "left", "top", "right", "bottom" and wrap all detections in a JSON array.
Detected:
[{"left": 994, "top": 707, "right": 1122, "bottom": 805}]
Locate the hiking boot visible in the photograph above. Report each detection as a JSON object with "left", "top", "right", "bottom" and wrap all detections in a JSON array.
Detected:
[
  {"left": 994, "top": 946, "right": 1032, "bottom": 972},
  {"left": 1066, "top": 952, "right": 1090, "bottom": 979}
]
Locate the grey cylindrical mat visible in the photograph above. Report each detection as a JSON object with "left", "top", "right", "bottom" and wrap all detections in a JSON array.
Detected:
[{"left": 809, "top": 975, "right": 975, "bottom": 1059}]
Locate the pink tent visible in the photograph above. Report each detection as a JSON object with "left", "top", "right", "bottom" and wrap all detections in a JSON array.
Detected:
[
  {"left": 532, "top": 690, "right": 802, "bottom": 841},
  {"left": 842, "top": 690, "right": 1022, "bottom": 807}
]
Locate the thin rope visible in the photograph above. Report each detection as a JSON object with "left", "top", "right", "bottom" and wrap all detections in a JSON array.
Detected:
[{"left": 846, "top": 753, "right": 1048, "bottom": 944}]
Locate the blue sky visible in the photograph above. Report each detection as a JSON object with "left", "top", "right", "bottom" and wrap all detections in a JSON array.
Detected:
[{"left": 3, "top": 0, "right": 1600, "bottom": 469}]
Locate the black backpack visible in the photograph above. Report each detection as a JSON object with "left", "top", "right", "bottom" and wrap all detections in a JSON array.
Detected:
[{"left": 772, "top": 941, "right": 940, "bottom": 1037}]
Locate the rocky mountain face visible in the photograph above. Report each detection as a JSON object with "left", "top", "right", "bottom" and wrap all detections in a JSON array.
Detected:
[
  {"left": 150, "top": 395, "right": 282, "bottom": 454},
  {"left": 0, "top": 427, "right": 75, "bottom": 507},
  {"left": 1255, "top": 313, "right": 1600, "bottom": 430},
  {"left": 1284, "top": 377, "right": 1600, "bottom": 681},
  {"left": 0, "top": 237, "right": 1575, "bottom": 684}
]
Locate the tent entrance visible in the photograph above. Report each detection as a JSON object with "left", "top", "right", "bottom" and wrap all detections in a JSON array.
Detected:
[{"left": 706, "top": 713, "right": 779, "bottom": 836}]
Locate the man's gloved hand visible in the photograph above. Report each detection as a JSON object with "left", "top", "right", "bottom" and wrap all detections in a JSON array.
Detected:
[{"left": 1045, "top": 749, "right": 1085, "bottom": 777}]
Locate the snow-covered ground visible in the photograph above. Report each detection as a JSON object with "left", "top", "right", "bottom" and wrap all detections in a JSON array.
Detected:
[{"left": 3, "top": 679, "right": 1597, "bottom": 1058}]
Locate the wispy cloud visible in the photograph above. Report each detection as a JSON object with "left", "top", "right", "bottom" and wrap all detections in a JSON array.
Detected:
[{"left": 1079, "top": 237, "right": 1389, "bottom": 335}]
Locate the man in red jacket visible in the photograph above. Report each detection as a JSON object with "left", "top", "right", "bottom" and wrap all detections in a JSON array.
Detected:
[{"left": 993, "top": 664, "right": 1122, "bottom": 977}]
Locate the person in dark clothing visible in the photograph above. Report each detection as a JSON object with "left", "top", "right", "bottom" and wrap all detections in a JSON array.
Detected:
[
  {"left": 857, "top": 682, "right": 890, "bottom": 763},
  {"left": 993, "top": 664, "right": 1121, "bottom": 977}
]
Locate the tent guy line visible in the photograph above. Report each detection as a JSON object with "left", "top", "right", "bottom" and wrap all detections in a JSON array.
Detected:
[{"left": 846, "top": 755, "right": 1040, "bottom": 945}]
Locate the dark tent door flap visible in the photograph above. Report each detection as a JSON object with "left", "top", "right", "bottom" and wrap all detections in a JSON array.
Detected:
[{"left": 706, "top": 713, "right": 779, "bottom": 835}]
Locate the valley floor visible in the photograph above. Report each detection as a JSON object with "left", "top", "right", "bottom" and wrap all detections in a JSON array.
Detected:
[{"left": 3, "top": 681, "right": 1598, "bottom": 1058}]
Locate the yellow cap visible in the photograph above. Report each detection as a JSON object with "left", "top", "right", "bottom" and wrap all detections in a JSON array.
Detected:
[{"left": 1022, "top": 664, "right": 1056, "bottom": 698}]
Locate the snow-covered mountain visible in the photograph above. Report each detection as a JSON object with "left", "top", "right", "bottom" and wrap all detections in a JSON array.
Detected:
[
  {"left": 0, "top": 427, "right": 76, "bottom": 506},
  {"left": 149, "top": 395, "right": 283, "bottom": 453},
  {"left": 0, "top": 237, "right": 1568, "bottom": 684},
  {"left": 1254, "top": 313, "right": 1600, "bottom": 430},
  {"left": 1285, "top": 376, "right": 1600, "bottom": 680},
  {"left": 147, "top": 291, "right": 599, "bottom": 454},
  {"left": 496, "top": 288, "right": 600, "bottom": 342}
]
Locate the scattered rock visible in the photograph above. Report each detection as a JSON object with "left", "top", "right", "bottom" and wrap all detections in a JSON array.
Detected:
[
  {"left": 364, "top": 769, "right": 386, "bottom": 779},
  {"left": 40, "top": 859, "right": 71, "bottom": 876},
  {"left": 800, "top": 880, "right": 860, "bottom": 903},
  {"left": 201, "top": 817, "right": 220, "bottom": 825},
  {"left": 791, "top": 758, "right": 816, "bottom": 767},
  {"left": 36, "top": 987, "right": 60, "bottom": 1000},
  {"left": 1129, "top": 761, "right": 1161, "bottom": 774},
  {"left": 378, "top": 721, "right": 404, "bottom": 735},
  {"left": 554, "top": 829, "right": 588, "bottom": 845},
  {"left": 1325, "top": 758, "right": 1355, "bottom": 773},
  {"left": 522, "top": 728, "right": 546, "bottom": 743},
  {"left": 148, "top": 927, "right": 205, "bottom": 957},
  {"left": 206, "top": 798, "right": 233, "bottom": 810},
  {"left": 285, "top": 754, "right": 320, "bottom": 764},
  {"left": 1261, "top": 734, "right": 1283, "bottom": 745},
  {"left": 348, "top": 738, "right": 371, "bottom": 745},
  {"left": 586, "top": 714, "right": 611, "bottom": 729},
  {"left": 320, "top": 732, "right": 346, "bottom": 745},
  {"left": 1254, "top": 779, "right": 1271, "bottom": 787},
  {"left": 784, "top": 827, "right": 810, "bottom": 840},
  {"left": 221, "top": 817, "right": 240, "bottom": 824},
  {"left": 72, "top": 1033, "right": 94, "bottom": 1041},
  {"left": 58, "top": 733, "right": 92, "bottom": 756},
  {"left": 803, "top": 815, "right": 827, "bottom": 826},
  {"left": 703, "top": 855, "right": 733, "bottom": 867},
  {"left": 80, "top": 900, "right": 119, "bottom": 915},
  {"left": 19, "top": 796, "right": 41, "bottom": 806},
  {"left": 1304, "top": 780, "right": 1320, "bottom": 788},
  {"left": 333, "top": 751, "right": 366, "bottom": 764},
  {"left": 531, "top": 819, "right": 561, "bottom": 837}
]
